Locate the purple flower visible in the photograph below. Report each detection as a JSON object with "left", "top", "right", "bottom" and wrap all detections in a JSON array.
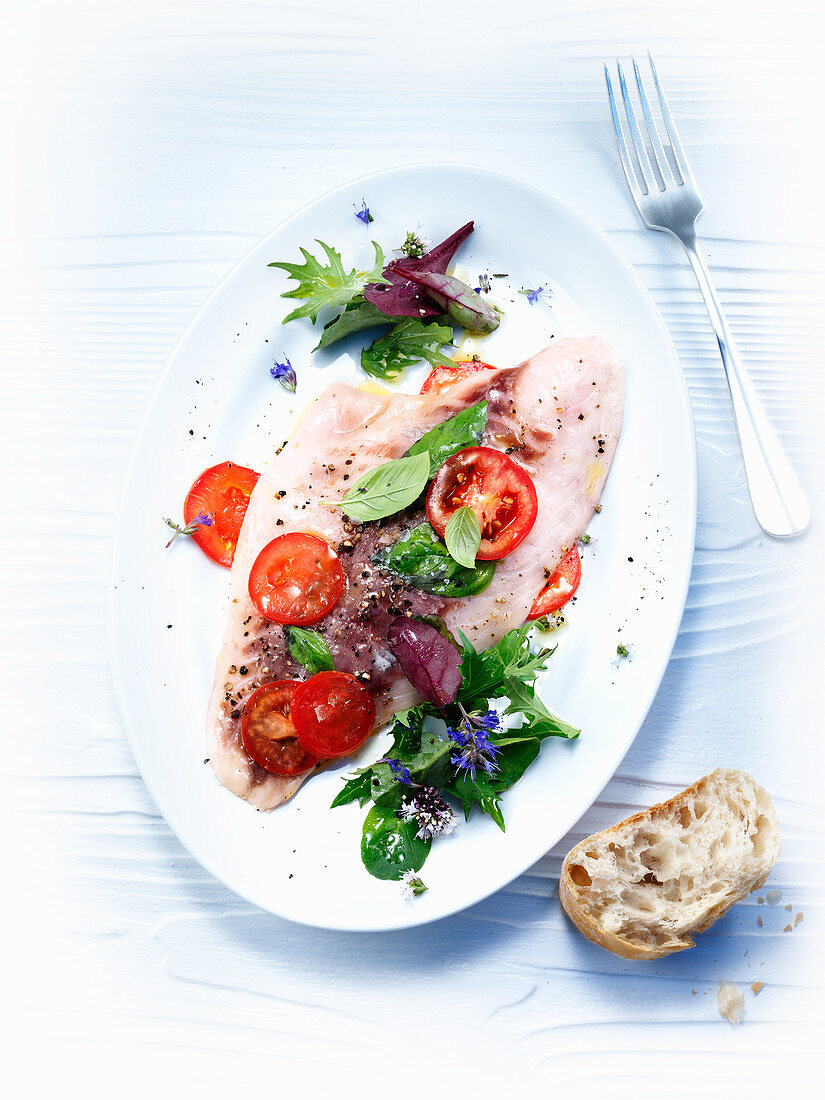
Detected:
[
  {"left": 387, "top": 758, "right": 413, "bottom": 786},
  {"left": 472, "top": 707, "right": 500, "bottom": 732},
  {"left": 354, "top": 198, "right": 373, "bottom": 225},
  {"left": 398, "top": 786, "right": 456, "bottom": 840},
  {"left": 448, "top": 718, "right": 500, "bottom": 780},
  {"left": 163, "top": 511, "right": 214, "bottom": 548},
  {"left": 270, "top": 356, "right": 297, "bottom": 393},
  {"left": 525, "top": 286, "right": 546, "bottom": 305}
]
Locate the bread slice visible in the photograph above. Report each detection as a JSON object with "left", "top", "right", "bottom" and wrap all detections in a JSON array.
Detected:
[{"left": 558, "top": 769, "right": 780, "bottom": 959}]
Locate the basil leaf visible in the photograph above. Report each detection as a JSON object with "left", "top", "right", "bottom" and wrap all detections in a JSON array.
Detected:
[
  {"left": 285, "top": 626, "right": 334, "bottom": 674},
  {"left": 314, "top": 299, "right": 393, "bottom": 352},
  {"left": 361, "top": 317, "right": 455, "bottom": 379},
  {"left": 360, "top": 805, "right": 431, "bottom": 880},
  {"left": 338, "top": 450, "right": 430, "bottom": 522},
  {"left": 444, "top": 506, "right": 481, "bottom": 569},
  {"left": 373, "top": 523, "right": 495, "bottom": 598},
  {"left": 407, "top": 401, "right": 487, "bottom": 477}
]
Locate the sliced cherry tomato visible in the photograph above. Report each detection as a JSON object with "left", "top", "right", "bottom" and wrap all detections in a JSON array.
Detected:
[
  {"left": 248, "top": 532, "right": 343, "bottom": 625},
  {"left": 527, "top": 546, "right": 582, "bottom": 620},
  {"left": 291, "top": 671, "right": 375, "bottom": 759},
  {"left": 183, "top": 461, "right": 260, "bottom": 567},
  {"left": 241, "top": 680, "right": 319, "bottom": 776},
  {"left": 426, "top": 446, "right": 538, "bottom": 560},
  {"left": 419, "top": 358, "right": 496, "bottom": 395}
]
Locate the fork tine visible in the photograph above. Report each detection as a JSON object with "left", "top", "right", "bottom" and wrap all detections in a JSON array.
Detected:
[
  {"left": 616, "top": 59, "right": 655, "bottom": 195},
  {"left": 631, "top": 55, "right": 669, "bottom": 187},
  {"left": 604, "top": 64, "right": 645, "bottom": 203},
  {"left": 647, "top": 51, "right": 693, "bottom": 186}
]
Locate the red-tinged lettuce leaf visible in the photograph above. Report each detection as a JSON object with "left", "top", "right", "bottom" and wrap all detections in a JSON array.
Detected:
[
  {"left": 394, "top": 270, "right": 500, "bottom": 334},
  {"left": 364, "top": 221, "right": 475, "bottom": 319},
  {"left": 396, "top": 221, "right": 475, "bottom": 276},
  {"left": 386, "top": 617, "right": 462, "bottom": 709}
]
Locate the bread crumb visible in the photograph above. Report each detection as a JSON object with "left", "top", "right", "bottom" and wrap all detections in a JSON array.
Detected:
[
  {"left": 717, "top": 982, "right": 745, "bottom": 1024},
  {"left": 757, "top": 916, "right": 763, "bottom": 927},
  {"left": 751, "top": 981, "right": 764, "bottom": 996},
  {"left": 757, "top": 895, "right": 765, "bottom": 904},
  {"left": 794, "top": 911, "right": 804, "bottom": 927},
  {"left": 766, "top": 888, "right": 783, "bottom": 904},
  {"left": 784, "top": 903, "right": 792, "bottom": 911},
  {"left": 783, "top": 923, "right": 792, "bottom": 932}
]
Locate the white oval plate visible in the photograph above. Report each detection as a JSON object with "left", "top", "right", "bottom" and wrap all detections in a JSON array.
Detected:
[{"left": 110, "top": 165, "right": 695, "bottom": 931}]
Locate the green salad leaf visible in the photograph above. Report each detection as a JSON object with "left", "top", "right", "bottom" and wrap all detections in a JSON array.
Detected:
[
  {"left": 373, "top": 522, "right": 496, "bottom": 598},
  {"left": 503, "top": 679, "right": 579, "bottom": 741},
  {"left": 269, "top": 241, "right": 387, "bottom": 324},
  {"left": 314, "top": 299, "right": 393, "bottom": 351},
  {"left": 330, "top": 770, "right": 374, "bottom": 809},
  {"left": 333, "top": 620, "right": 580, "bottom": 884},
  {"left": 457, "top": 623, "right": 551, "bottom": 705},
  {"left": 284, "top": 626, "right": 334, "bottom": 675},
  {"left": 361, "top": 317, "right": 455, "bottom": 379},
  {"left": 336, "top": 450, "right": 431, "bottom": 523},
  {"left": 406, "top": 401, "right": 487, "bottom": 478},
  {"left": 443, "top": 737, "right": 542, "bottom": 831},
  {"left": 360, "top": 805, "right": 431, "bottom": 880}
]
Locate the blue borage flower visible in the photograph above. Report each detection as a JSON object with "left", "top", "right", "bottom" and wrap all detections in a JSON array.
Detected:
[
  {"left": 399, "top": 870, "right": 428, "bottom": 901},
  {"left": 447, "top": 717, "right": 500, "bottom": 780},
  {"left": 354, "top": 198, "right": 373, "bottom": 225},
  {"left": 470, "top": 706, "right": 500, "bottom": 732},
  {"left": 163, "top": 511, "right": 213, "bottom": 548},
  {"left": 520, "top": 286, "right": 546, "bottom": 305},
  {"left": 386, "top": 758, "right": 413, "bottom": 786},
  {"left": 270, "top": 356, "right": 297, "bottom": 393},
  {"left": 398, "top": 786, "right": 456, "bottom": 840}
]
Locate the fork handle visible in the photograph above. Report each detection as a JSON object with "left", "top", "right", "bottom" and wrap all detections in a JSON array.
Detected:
[{"left": 680, "top": 238, "right": 810, "bottom": 538}]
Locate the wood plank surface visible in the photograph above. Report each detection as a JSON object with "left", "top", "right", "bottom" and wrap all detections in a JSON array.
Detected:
[{"left": 1, "top": 1, "right": 823, "bottom": 1095}]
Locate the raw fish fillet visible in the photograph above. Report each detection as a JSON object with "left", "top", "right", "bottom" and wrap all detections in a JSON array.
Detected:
[{"left": 206, "top": 337, "right": 624, "bottom": 808}]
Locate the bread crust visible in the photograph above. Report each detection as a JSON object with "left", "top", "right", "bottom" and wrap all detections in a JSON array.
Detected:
[{"left": 558, "top": 768, "right": 780, "bottom": 960}]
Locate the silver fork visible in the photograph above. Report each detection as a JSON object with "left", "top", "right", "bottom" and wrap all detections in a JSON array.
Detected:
[{"left": 605, "top": 53, "right": 810, "bottom": 538}]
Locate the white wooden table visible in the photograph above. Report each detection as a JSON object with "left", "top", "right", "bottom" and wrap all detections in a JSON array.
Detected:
[{"left": 2, "top": 2, "right": 823, "bottom": 1095}]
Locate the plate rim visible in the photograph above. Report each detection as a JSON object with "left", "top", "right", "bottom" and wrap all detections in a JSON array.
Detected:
[{"left": 108, "top": 161, "right": 697, "bottom": 930}]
